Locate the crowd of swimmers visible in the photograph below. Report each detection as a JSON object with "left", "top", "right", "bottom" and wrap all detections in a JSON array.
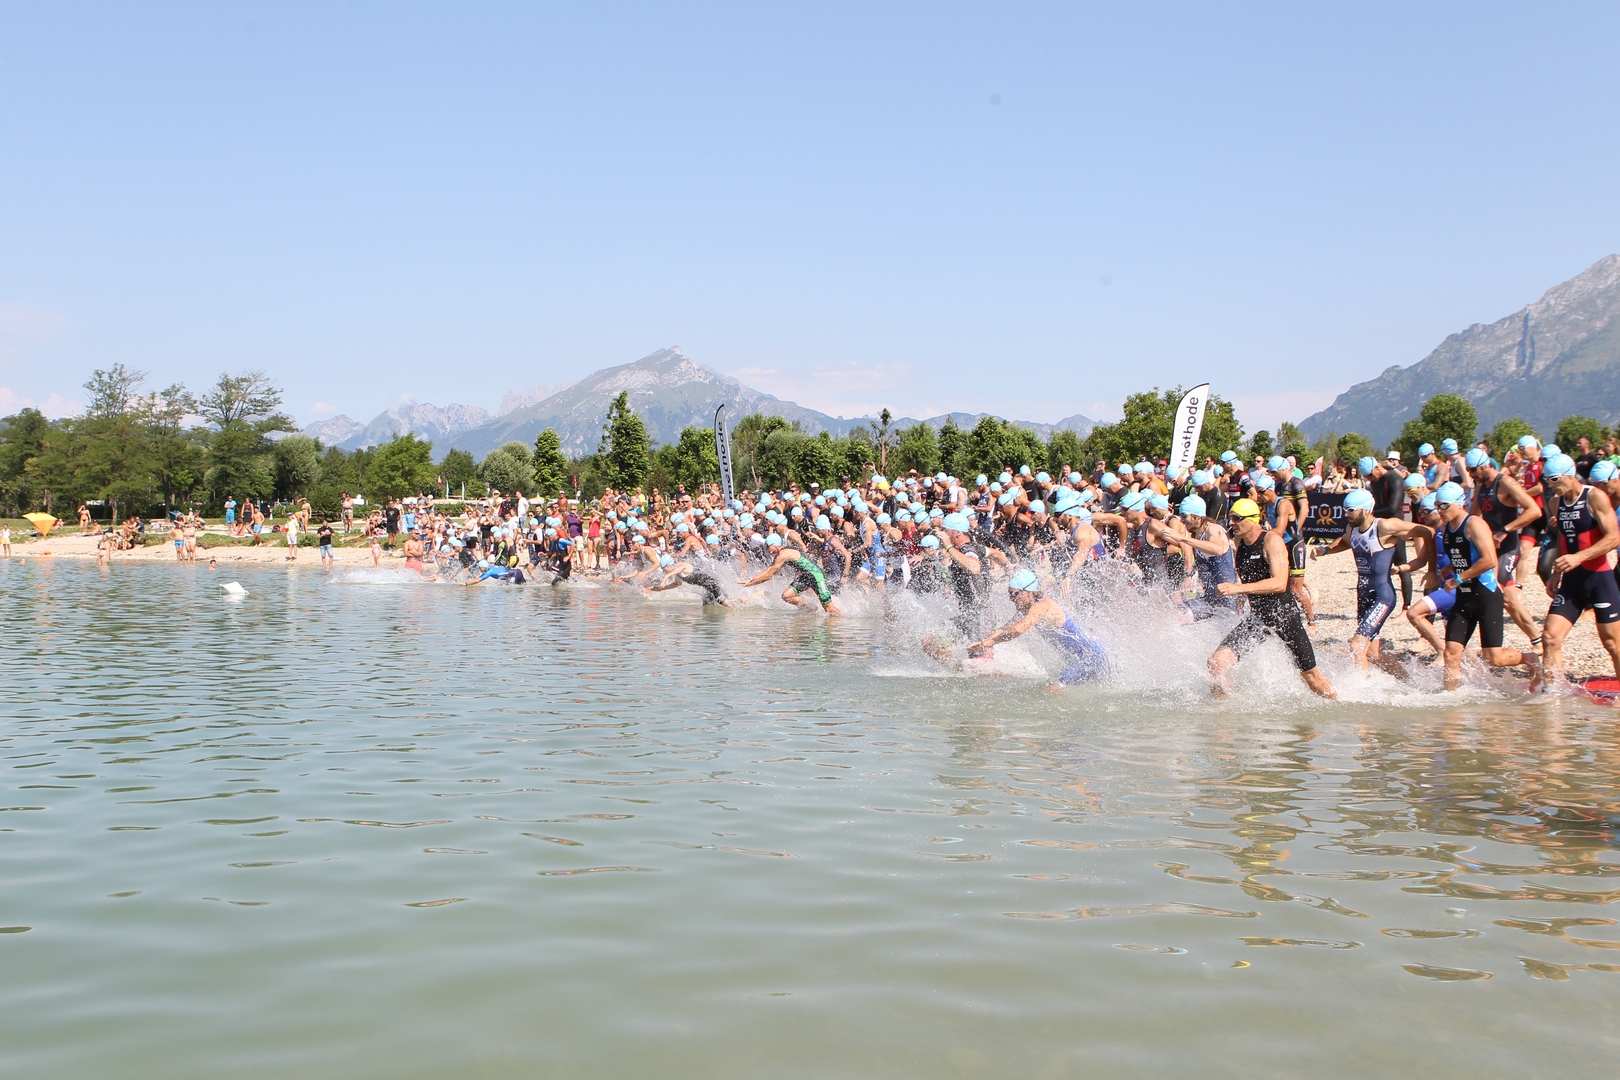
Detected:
[{"left": 356, "top": 432, "right": 1620, "bottom": 700}]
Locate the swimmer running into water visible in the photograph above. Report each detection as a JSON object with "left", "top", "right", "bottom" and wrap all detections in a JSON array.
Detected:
[
  {"left": 959, "top": 569, "right": 1109, "bottom": 688},
  {"left": 645, "top": 554, "right": 733, "bottom": 605},
  {"left": 737, "top": 534, "right": 840, "bottom": 615}
]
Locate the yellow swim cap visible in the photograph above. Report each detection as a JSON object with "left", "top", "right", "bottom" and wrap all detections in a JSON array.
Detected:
[{"left": 1230, "top": 498, "right": 1262, "bottom": 522}]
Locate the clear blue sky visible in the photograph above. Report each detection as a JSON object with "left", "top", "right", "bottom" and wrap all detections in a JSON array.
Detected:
[{"left": 3, "top": 2, "right": 1617, "bottom": 435}]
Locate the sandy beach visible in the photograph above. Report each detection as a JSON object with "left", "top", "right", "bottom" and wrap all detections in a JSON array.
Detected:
[{"left": 13, "top": 525, "right": 1615, "bottom": 680}]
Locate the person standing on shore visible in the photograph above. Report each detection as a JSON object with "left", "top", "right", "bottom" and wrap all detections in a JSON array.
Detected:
[
  {"left": 370, "top": 524, "right": 383, "bottom": 567},
  {"left": 318, "top": 519, "right": 335, "bottom": 568},
  {"left": 224, "top": 496, "right": 237, "bottom": 534},
  {"left": 284, "top": 510, "right": 300, "bottom": 561},
  {"left": 1, "top": 523, "right": 10, "bottom": 558},
  {"left": 341, "top": 493, "right": 354, "bottom": 534}
]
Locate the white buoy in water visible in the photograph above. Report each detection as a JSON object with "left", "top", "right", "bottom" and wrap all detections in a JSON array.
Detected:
[{"left": 220, "top": 582, "right": 246, "bottom": 595}]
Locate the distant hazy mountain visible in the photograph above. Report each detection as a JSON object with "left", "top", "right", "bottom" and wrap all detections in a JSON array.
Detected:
[
  {"left": 498, "top": 382, "right": 573, "bottom": 416},
  {"left": 302, "top": 415, "right": 364, "bottom": 446},
  {"left": 447, "top": 347, "right": 1095, "bottom": 459},
  {"left": 453, "top": 348, "right": 861, "bottom": 458},
  {"left": 338, "top": 402, "right": 491, "bottom": 451},
  {"left": 1301, "top": 254, "right": 1620, "bottom": 446}
]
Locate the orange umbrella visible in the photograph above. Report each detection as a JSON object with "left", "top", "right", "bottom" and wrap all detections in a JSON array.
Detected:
[{"left": 24, "top": 513, "right": 60, "bottom": 538}]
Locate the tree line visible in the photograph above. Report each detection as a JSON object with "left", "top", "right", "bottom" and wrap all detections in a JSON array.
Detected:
[{"left": 7, "top": 368, "right": 1606, "bottom": 522}]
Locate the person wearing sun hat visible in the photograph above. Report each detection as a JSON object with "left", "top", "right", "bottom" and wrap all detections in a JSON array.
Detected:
[
  {"left": 1540, "top": 453, "right": 1620, "bottom": 688},
  {"left": 1207, "top": 497, "right": 1335, "bottom": 699},
  {"left": 1431, "top": 480, "right": 1541, "bottom": 692}
]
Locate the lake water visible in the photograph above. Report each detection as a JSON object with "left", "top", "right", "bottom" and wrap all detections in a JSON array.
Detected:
[{"left": 3, "top": 559, "right": 1618, "bottom": 1078}]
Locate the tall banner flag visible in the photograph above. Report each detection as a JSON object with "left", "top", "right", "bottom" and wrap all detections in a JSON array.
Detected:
[
  {"left": 1167, "top": 383, "right": 1211, "bottom": 477},
  {"left": 714, "top": 405, "right": 735, "bottom": 503}
]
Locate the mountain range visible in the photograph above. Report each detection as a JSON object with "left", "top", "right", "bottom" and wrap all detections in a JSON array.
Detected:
[
  {"left": 306, "top": 347, "right": 1094, "bottom": 460},
  {"left": 1300, "top": 254, "right": 1620, "bottom": 446}
]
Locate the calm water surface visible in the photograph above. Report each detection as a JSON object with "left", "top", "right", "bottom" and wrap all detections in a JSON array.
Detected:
[{"left": 3, "top": 560, "right": 1619, "bottom": 1078}]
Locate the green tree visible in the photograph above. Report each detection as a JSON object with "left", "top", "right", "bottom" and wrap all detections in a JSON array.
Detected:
[
  {"left": 531, "top": 429, "right": 568, "bottom": 496},
  {"left": 874, "top": 408, "right": 896, "bottom": 474},
  {"left": 835, "top": 429, "right": 873, "bottom": 482},
  {"left": 1555, "top": 415, "right": 1606, "bottom": 452},
  {"left": 1047, "top": 429, "right": 1085, "bottom": 477},
  {"left": 366, "top": 434, "right": 437, "bottom": 499},
  {"left": 439, "top": 448, "right": 480, "bottom": 497},
  {"left": 272, "top": 435, "right": 322, "bottom": 500},
  {"left": 893, "top": 422, "right": 939, "bottom": 476},
  {"left": 1247, "top": 430, "right": 1273, "bottom": 460},
  {"left": 797, "top": 432, "right": 837, "bottom": 486},
  {"left": 198, "top": 370, "right": 293, "bottom": 508},
  {"left": 1393, "top": 393, "right": 1478, "bottom": 466},
  {"left": 1334, "top": 432, "right": 1375, "bottom": 466},
  {"left": 669, "top": 425, "right": 719, "bottom": 491},
  {"left": 0, "top": 407, "right": 52, "bottom": 515},
  {"left": 1086, "top": 387, "right": 1243, "bottom": 468},
  {"left": 1276, "top": 421, "right": 1308, "bottom": 462},
  {"left": 601, "top": 391, "right": 650, "bottom": 490},
  {"left": 1484, "top": 417, "right": 1537, "bottom": 459},
  {"left": 937, "top": 418, "right": 966, "bottom": 478},
  {"left": 962, "top": 416, "right": 1023, "bottom": 476},
  {"left": 478, "top": 441, "right": 535, "bottom": 494},
  {"left": 757, "top": 427, "right": 805, "bottom": 488},
  {"left": 730, "top": 413, "right": 792, "bottom": 489}
]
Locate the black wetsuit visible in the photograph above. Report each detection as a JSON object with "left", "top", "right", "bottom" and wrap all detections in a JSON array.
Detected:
[{"left": 1217, "top": 534, "right": 1317, "bottom": 672}]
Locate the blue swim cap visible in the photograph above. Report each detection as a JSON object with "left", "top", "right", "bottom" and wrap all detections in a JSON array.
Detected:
[
  {"left": 815, "top": 515, "right": 830, "bottom": 531},
  {"left": 1441, "top": 438, "right": 1459, "bottom": 454},
  {"left": 1591, "top": 460, "right": 1619, "bottom": 483},
  {"left": 1358, "top": 456, "right": 1378, "bottom": 475},
  {"left": 829, "top": 505, "right": 844, "bottom": 517},
  {"left": 852, "top": 499, "right": 868, "bottom": 513},
  {"left": 1220, "top": 450, "right": 1238, "bottom": 463},
  {"left": 997, "top": 492, "right": 1017, "bottom": 506},
  {"left": 999, "top": 471, "right": 1013, "bottom": 484},
  {"left": 1418, "top": 443, "right": 1435, "bottom": 457},
  {"left": 1166, "top": 466, "right": 1185, "bottom": 481},
  {"left": 929, "top": 507, "right": 943, "bottom": 519},
  {"left": 1543, "top": 453, "right": 1577, "bottom": 478},
  {"left": 1419, "top": 493, "right": 1437, "bottom": 512},
  {"left": 977, "top": 474, "right": 988, "bottom": 486},
  {"left": 920, "top": 534, "right": 940, "bottom": 549},
  {"left": 1069, "top": 472, "right": 1082, "bottom": 484},
  {"left": 1252, "top": 474, "right": 1275, "bottom": 491},
  {"left": 1465, "top": 447, "right": 1490, "bottom": 468},
  {"left": 1036, "top": 471, "right": 1050, "bottom": 483},
  {"left": 1101, "top": 473, "right": 1118, "bottom": 487},
  {"left": 1267, "top": 456, "right": 1287, "bottom": 471},
  {"left": 1191, "top": 470, "right": 1212, "bottom": 486},
  {"left": 1148, "top": 494, "right": 1169, "bottom": 511},
  {"left": 706, "top": 534, "right": 721, "bottom": 546},
  {"left": 1179, "top": 495, "right": 1206, "bottom": 517},
  {"left": 936, "top": 471, "right": 948, "bottom": 482},
  {"left": 1076, "top": 489, "right": 1096, "bottom": 504},
  {"left": 1008, "top": 568, "right": 1040, "bottom": 592},
  {"left": 545, "top": 528, "right": 558, "bottom": 538},
  {"left": 1119, "top": 490, "right": 1147, "bottom": 511},
  {"left": 1020, "top": 465, "right": 1033, "bottom": 477},
  {"left": 1542, "top": 444, "right": 1561, "bottom": 460},
  {"left": 813, "top": 496, "right": 826, "bottom": 507},
  {"left": 1072, "top": 508, "right": 1093, "bottom": 523},
  {"left": 766, "top": 534, "right": 783, "bottom": 547},
  {"left": 1403, "top": 473, "right": 1427, "bottom": 490},
  {"left": 660, "top": 555, "right": 674, "bottom": 567},
  {"left": 896, "top": 510, "right": 913, "bottom": 522},
  {"left": 478, "top": 559, "right": 490, "bottom": 568},
  {"left": 676, "top": 523, "right": 689, "bottom": 533},
  {"left": 789, "top": 507, "right": 804, "bottom": 518},
  {"left": 1517, "top": 435, "right": 1540, "bottom": 449},
  {"left": 1118, "top": 463, "right": 1134, "bottom": 475},
  {"left": 942, "top": 512, "right": 971, "bottom": 532},
  {"left": 1344, "top": 489, "right": 1376, "bottom": 512},
  {"left": 1435, "top": 481, "right": 1467, "bottom": 505},
  {"left": 1052, "top": 498, "right": 1079, "bottom": 515},
  {"left": 739, "top": 513, "right": 753, "bottom": 528},
  {"left": 1135, "top": 461, "right": 1153, "bottom": 475},
  {"left": 877, "top": 512, "right": 892, "bottom": 525},
  {"left": 1028, "top": 500, "right": 1046, "bottom": 514}
]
